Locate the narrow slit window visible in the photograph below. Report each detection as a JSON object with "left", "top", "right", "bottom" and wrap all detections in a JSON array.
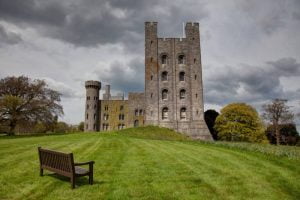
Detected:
[{"left": 179, "top": 72, "right": 185, "bottom": 81}]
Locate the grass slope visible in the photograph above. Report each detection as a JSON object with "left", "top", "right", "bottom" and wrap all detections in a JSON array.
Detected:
[{"left": 0, "top": 127, "right": 299, "bottom": 200}]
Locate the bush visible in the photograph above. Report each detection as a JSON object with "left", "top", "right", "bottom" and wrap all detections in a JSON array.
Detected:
[{"left": 215, "top": 103, "right": 268, "bottom": 143}]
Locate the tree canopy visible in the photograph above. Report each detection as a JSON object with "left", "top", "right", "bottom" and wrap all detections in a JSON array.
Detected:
[
  {"left": 262, "top": 99, "right": 294, "bottom": 145},
  {"left": 0, "top": 76, "right": 63, "bottom": 135},
  {"left": 214, "top": 103, "right": 267, "bottom": 143}
]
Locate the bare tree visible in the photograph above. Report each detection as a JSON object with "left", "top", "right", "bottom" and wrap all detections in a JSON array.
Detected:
[
  {"left": 262, "top": 99, "right": 294, "bottom": 145},
  {"left": 0, "top": 76, "right": 63, "bottom": 135}
]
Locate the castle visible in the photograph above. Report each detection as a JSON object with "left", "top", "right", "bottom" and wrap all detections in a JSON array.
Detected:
[{"left": 84, "top": 22, "right": 212, "bottom": 140}]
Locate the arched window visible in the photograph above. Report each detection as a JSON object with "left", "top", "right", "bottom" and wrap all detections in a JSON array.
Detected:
[
  {"left": 104, "top": 114, "right": 109, "bottom": 120},
  {"left": 178, "top": 55, "right": 185, "bottom": 64},
  {"left": 161, "top": 71, "right": 168, "bottom": 81},
  {"left": 161, "top": 54, "right": 167, "bottom": 64},
  {"left": 162, "top": 107, "right": 168, "bottom": 120},
  {"left": 180, "top": 89, "right": 186, "bottom": 99},
  {"left": 135, "top": 109, "right": 138, "bottom": 116},
  {"left": 179, "top": 72, "right": 185, "bottom": 81},
  {"left": 180, "top": 107, "right": 187, "bottom": 119},
  {"left": 162, "top": 89, "right": 168, "bottom": 100},
  {"left": 134, "top": 120, "right": 139, "bottom": 127},
  {"left": 139, "top": 109, "right": 143, "bottom": 115}
]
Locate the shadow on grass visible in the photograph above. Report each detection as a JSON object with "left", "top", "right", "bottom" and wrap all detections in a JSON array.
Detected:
[{"left": 45, "top": 173, "right": 106, "bottom": 187}]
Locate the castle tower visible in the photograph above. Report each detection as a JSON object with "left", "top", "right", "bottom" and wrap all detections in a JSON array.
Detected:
[
  {"left": 84, "top": 80, "right": 101, "bottom": 132},
  {"left": 144, "top": 22, "right": 212, "bottom": 140}
]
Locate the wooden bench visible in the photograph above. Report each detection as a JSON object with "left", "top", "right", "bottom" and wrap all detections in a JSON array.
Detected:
[{"left": 38, "top": 147, "right": 94, "bottom": 189}]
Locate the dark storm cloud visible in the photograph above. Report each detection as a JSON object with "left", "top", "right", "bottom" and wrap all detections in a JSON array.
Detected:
[
  {"left": 94, "top": 57, "right": 144, "bottom": 93},
  {"left": 236, "top": 0, "right": 300, "bottom": 35},
  {"left": 204, "top": 57, "right": 300, "bottom": 105},
  {"left": 0, "top": 24, "right": 22, "bottom": 45},
  {"left": 0, "top": 0, "right": 208, "bottom": 47}
]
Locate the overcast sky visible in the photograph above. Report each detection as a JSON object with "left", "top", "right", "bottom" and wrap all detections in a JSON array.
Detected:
[{"left": 0, "top": 0, "right": 299, "bottom": 128}]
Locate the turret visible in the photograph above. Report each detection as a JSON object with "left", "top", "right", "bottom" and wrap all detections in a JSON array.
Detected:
[{"left": 84, "top": 80, "right": 101, "bottom": 132}]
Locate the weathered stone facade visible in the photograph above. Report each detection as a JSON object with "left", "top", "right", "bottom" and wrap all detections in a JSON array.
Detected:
[{"left": 84, "top": 22, "right": 212, "bottom": 140}]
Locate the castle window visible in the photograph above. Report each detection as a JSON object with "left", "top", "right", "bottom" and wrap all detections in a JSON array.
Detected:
[
  {"left": 139, "top": 109, "right": 143, "bottom": 115},
  {"left": 162, "top": 89, "right": 168, "bottom": 100},
  {"left": 179, "top": 72, "right": 185, "bottom": 81},
  {"left": 86, "top": 114, "right": 89, "bottom": 119},
  {"left": 120, "top": 105, "right": 124, "bottom": 110},
  {"left": 94, "top": 104, "right": 96, "bottom": 109},
  {"left": 178, "top": 55, "right": 185, "bottom": 64},
  {"left": 150, "top": 57, "right": 153, "bottom": 62},
  {"left": 161, "top": 71, "right": 168, "bottom": 81},
  {"left": 162, "top": 107, "right": 168, "bottom": 120},
  {"left": 161, "top": 54, "right": 167, "bottom": 64},
  {"left": 118, "top": 124, "right": 126, "bottom": 130},
  {"left": 196, "top": 110, "right": 199, "bottom": 115},
  {"left": 194, "top": 58, "right": 196, "bottom": 63},
  {"left": 151, "top": 75, "right": 153, "bottom": 80},
  {"left": 180, "top": 107, "right": 187, "bottom": 120},
  {"left": 134, "top": 120, "right": 139, "bottom": 127},
  {"left": 104, "top": 114, "right": 109, "bottom": 120},
  {"left": 180, "top": 89, "right": 186, "bottom": 99},
  {"left": 87, "top": 96, "right": 90, "bottom": 100},
  {"left": 151, "top": 93, "right": 153, "bottom": 98},
  {"left": 94, "top": 114, "right": 96, "bottom": 119},
  {"left": 195, "top": 93, "right": 198, "bottom": 98},
  {"left": 135, "top": 109, "right": 139, "bottom": 116},
  {"left": 86, "top": 104, "right": 89, "bottom": 109},
  {"left": 195, "top": 75, "right": 197, "bottom": 80},
  {"left": 105, "top": 105, "right": 108, "bottom": 111},
  {"left": 103, "top": 123, "right": 109, "bottom": 130},
  {"left": 119, "top": 114, "right": 125, "bottom": 120}
]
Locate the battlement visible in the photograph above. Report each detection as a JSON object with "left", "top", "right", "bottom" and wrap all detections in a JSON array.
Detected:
[
  {"left": 85, "top": 80, "right": 101, "bottom": 89},
  {"left": 145, "top": 21, "right": 158, "bottom": 26},
  {"left": 185, "top": 22, "right": 199, "bottom": 27}
]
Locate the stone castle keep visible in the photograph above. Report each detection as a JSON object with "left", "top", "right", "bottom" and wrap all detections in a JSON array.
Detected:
[{"left": 84, "top": 22, "right": 212, "bottom": 140}]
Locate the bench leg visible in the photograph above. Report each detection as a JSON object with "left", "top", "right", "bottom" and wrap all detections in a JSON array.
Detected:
[
  {"left": 89, "top": 173, "right": 93, "bottom": 185},
  {"left": 40, "top": 168, "right": 43, "bottom": 176},
  {"left": 71, "top": 176, "right": 76, "bottom": 189}
]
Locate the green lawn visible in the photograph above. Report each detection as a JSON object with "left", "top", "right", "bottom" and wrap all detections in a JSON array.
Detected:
[{"left": 0, "top": 126, "right": 299, "bottom": 200}]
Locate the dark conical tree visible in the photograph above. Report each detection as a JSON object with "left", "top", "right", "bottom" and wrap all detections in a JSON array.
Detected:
[{"left": 204, "top": 109, "right": 219, "bottom": 140}]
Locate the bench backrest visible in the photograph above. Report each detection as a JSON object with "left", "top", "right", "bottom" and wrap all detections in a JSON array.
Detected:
[{"left": 38, "top": 147, "right": 74, "bottom": 176}]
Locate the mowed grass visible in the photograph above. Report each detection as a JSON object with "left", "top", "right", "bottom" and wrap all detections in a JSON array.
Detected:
[{"left": 0, "top": 127, "right": 299, "bottom": 200}]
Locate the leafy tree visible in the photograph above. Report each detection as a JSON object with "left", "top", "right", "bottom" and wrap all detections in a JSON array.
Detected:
[
  {"left": 204, "top": 109, "right": 219, "bottom": 140},
  {"left": 54, "top": 121, "right": 70, "bottom": 133},
  {"left": 266, "top": 123, "right": 299, "bottom": 145},
  {"left": 0, "top": 76, "right": 63, "bottom": 135},
  {"left": 78, "top": 121, "right": 84, "bottom": 131},
  {"left": 214, "top": 103, "right": 268, "bottom": 143},
  {"left": 262, "top": 99, "right": 294, "bottom": 145}
]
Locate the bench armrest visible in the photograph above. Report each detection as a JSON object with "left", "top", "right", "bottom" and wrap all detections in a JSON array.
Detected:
[{"left": 74, "top": 161, "right": 95, "bottom": 166}]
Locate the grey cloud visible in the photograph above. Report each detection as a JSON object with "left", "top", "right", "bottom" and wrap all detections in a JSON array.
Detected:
[
  {"left": 204, "top": 57, "right": 300, "bottom": 105},
  {"left": 95, "top": 57, "right": 144, "bottom": 94},
  {"left": 236, "top": 0, "right": 290, "bottom": 35},
  {"left": 267, "top": 57, "right": 300, "bottom": 76},
  {"left": 0, "top": 24, "right": 22, "bottom": 45},
  {"left": 42, "top": 77, "right": 82, "bottom": 99},
  {"left": 0, "top": 0, "right": 208, "bottom": 48}
]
